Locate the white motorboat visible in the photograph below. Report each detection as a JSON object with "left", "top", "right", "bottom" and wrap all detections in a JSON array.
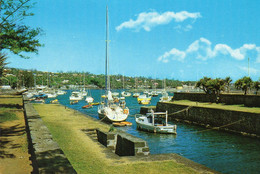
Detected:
[
  {"left": 121, "top": 91, "right": 131, "bottom": 97},
  {"left": 133, "top": 92, "right": 140, "bottom": 98},
  {"left": 137, "top": 94, "right": 151, "bottom": 103},
  {"left": 159, "top": 91, "right": 172, "bottom": 102},
  {"left": 85, "top": 96, "right": 94, "bottom": 103},
  {"left": 135, "top": 110, "right": 177, "bottom": 134},
  {"left": 57, "top": 90, "right": 66, "bottom": 95},
  {"left": 70, "top": 91, "right": 83, "bottom": 101}
]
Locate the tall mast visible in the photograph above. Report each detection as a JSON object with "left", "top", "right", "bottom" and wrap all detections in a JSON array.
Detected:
[{"left": 105, "top": 6, "right": 110, "bottom": 92}]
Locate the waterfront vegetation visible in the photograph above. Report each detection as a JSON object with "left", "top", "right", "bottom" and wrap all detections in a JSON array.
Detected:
[{"left": 2, "top": 68, "right": 195, "bottom": 89}]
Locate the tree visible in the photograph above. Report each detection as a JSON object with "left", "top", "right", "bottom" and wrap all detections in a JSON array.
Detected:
[
  {"left": 0, "top": 52, "right": 8, "bottom": 84},
  {"left": 195, "top": 77, "right": 212, "bottom": 94},
  {"left": 253, "top": 81, "right": 260, "bottom": 95},
  {"left": 224, "top": 76, "right": 232, "bottom": 93},
  {"left": 234, "top": 76, "right": 253, "bottom": 95},
  {"left": 0, "top": 0, "right": 43, "bottom": 85}
]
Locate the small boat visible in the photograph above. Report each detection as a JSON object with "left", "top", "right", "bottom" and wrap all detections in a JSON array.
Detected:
[
  {"left": 57, "top": 90, "right": 66, "bottom": 95},
  {"left": 135, "top": 110, "right": 177, "bottom": 134},
  {"left": 133, "top": 92, "right": 140, "bottom": 98},
  {"left": 90, "top": 102, "right": 100, "bottom": 106},
  {"left": 85, "top": 96, "right": 94, "bottom": 103},
  {"left": 151, "top": 91, "right": 158, "bottom": 97},
  {"left": 121, "top": 91, "right": 131, "bottom": 97},
  {"left": 113, "top": 121, "right": 132, "bottom": 127},
  {"left": 70, "top": 100, "right": 78, "bottom": 105},
  {"left": 138, "top": 99, "right": 150, "bottom": 105},
  {"left": 137, "top": 94, "right": 151, "bottom": 103},
  {"left": 82, "top": 104, "right": 93, "bottom": 109},
  {"left": 50, "top": 99, "right": 59, "bottom": 104},
  {"left": 159, "top": 91, "right": 172, "bottom": 102},
  {"left": 33, "top": 98, "right": 45, "bottom": 103},
  {"left": 70, "top": 91, "right": 83, "bottom": 101}
]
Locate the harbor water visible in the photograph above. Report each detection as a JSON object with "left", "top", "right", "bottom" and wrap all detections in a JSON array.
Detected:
[{"left": 46, "top": 89, "right": 260, "bottom": 174}]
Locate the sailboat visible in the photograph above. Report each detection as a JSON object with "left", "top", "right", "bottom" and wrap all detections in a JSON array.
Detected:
[
  {"left": 98, "top": 6, "right": 129, "bottom": 123},
  {"left": 121, "top": 75, "right": 131, "bottom": 97}
]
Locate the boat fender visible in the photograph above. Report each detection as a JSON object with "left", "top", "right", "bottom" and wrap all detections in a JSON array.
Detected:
[{"left": 123, "top": 109, "right": 129, "bottom": 114}]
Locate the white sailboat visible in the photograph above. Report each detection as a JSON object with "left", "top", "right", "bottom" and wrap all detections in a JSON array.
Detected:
[
  {"left": 98, "top": 6, "right": 129, "bottom": 123},
  {"left": 159, "top": 79, "right": 173, "bottom": 102}
]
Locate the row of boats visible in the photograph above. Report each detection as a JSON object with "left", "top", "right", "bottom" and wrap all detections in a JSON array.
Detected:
[
  {"left": 78, "top": 6, "right": 176, "bottom": 134},
  {"left": 25, "top": 6, "right": 177, "bottom": 135}
]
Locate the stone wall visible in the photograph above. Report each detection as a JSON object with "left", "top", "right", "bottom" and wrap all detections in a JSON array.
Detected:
[
  {"left": 174, "top": 92, "right": 260, "bottom": 107},
  {"left": 23, "top": 97, "right": 76, "bottom": 173},
  {"left": 156, "top": 102, "right": 260, "bottom": 138},
  {"left": 96, "top": 129, "right": 150, "bottom": 156}
]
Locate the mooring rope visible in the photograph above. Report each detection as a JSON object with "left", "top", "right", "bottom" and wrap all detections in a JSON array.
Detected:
[
  {"left": 185, "top": 119, "right": 244, "bottom": 134},
  {"left": 167, "top": 106, "right": 192, "bottom": 116}
]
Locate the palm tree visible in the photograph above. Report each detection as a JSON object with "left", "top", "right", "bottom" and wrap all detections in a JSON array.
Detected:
[
  {"left": 0, "top": 52, "right": 8, "bottom": 85},
  {"left": 224, "top": 76, "right": 232, "bottom": 93},
  {"left": 253, "top": 81, "right": 260, "bottom": 95},
  {"left": 235, "top": 76, "right": 253, "bottom": 95}
]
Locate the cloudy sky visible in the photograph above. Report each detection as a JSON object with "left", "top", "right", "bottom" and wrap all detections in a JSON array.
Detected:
[{"left": 7, "top": 0, "right": 260, "bottom": 81}]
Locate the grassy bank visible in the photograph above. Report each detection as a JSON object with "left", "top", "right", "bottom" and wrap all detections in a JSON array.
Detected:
[
  {"left": 34, "top": 104, "right": 211, "bottom": 174},
  {"left": 171, "top": 100, "right": 260, "bottom": 113}
]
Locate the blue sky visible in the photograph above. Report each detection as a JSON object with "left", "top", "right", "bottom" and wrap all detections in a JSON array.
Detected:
[{"left": 7, "top": 0, "right": 260, "bottom": 81}]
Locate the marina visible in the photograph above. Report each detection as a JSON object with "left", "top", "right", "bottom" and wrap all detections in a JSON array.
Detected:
[{"left": 43, "top": 89, "right": 260, "bottom": 174}]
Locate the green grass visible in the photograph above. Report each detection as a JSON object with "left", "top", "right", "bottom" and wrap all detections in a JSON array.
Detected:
[
  {"left": 172, "top": 100, "right": 260, "bottom": 113},
  {"left": 0, "top": 111, "right": 18, "bottom": 122},
  {"left": 34, "top": 104, "right": 201, "bottom": 174}
]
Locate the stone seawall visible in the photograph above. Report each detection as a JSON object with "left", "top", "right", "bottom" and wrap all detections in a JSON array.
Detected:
[
  {"left": 23, "top": 97, "right": 76, "bottom": 173},
  {"left": 96, "top": 129, "right": 150, "bottom": 156},
  {"left": 156, "top": 102, "right": 260, "bottom": 138},
  {"left": 174, "top": 92, "right": 260, "bottom": 107}
]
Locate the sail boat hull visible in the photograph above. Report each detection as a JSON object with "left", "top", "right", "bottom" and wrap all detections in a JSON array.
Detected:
[{"left": 98, "top": 105, "right": 129, "bottom": 123}]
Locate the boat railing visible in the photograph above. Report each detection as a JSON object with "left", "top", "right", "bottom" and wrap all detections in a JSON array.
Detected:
[{"left": 135, "top": 114, "right": 143, "bottom": 119}]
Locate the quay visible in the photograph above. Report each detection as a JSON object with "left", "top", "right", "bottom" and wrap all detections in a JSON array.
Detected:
[{"left": 0, "top": 94, "right": 219, "bottom": 173}]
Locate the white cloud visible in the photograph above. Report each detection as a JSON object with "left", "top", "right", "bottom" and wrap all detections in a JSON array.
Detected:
[
  {"left": 158, "top": 48, "right": 186, "bottom": 63},
  {"left": 158, "top": 37, "right": 260, "bottom": 63},
  {"left": 116, "top": 11, "right": 201, "bottom": 32}
]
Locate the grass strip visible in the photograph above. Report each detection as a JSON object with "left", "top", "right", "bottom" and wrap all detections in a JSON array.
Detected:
[
  {"left": 34, "top": 104, "right": 200, "bottom": 174},
  {"left": 0, "top": 111, "right": 18, "bottom": 122},
  {"left": 172, "top": 100, "right": 260, "bottom": 113}
]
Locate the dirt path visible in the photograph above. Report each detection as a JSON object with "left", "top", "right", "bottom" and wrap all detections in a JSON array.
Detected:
[{"left": 0, "top": 96, "right": 32, "bottom": 174}]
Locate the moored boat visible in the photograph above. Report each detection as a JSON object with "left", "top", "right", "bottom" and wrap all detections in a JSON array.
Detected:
[
  {"left": 82, "top": 104, "right": 93, "bottom": 109},
  {"left": 135, "top": 110, "right": 177, "bottom": 134}
]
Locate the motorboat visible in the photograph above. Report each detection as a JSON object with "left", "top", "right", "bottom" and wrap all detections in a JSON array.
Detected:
[
  {"left": 85, "top": 96, "right": 94, "bottom": 103},
  {"left": 133, "top": 92, "right": 140, "bottom": 98},
  {"left": 138, "top": 99, "right": 150, "bottom": 105},
  {"left": 69, "top": 91, "right": 83, "bottom": 101},
  {"left": 159, "top": 91, "right": 172, "bottom": 102},
  {"left": 121, "top": 91, "right": 131, "bottom": 97},
  {"left": 135, "top": 110, "right": 177, "bottom": 134},
  {"left": 137, "top": 94, "right": 151, "bottom": 103}
]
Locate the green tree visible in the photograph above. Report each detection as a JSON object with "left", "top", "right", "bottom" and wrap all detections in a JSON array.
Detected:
[
  {"left": 0, "top": 52, "right": 8, "bottom": 84},
  {"left": 0, "top": 0, "right": 43, "bottom": 85},
  {"left": 224, "top": 76, "right": 232, "bottom": 93},
  {"left": 253, "top": 81, "right": 260, "bottom": 95},
  {"left": 235, "top": 76, "right": 253, "bottom": 95},
  {"left": 195, "top": 77, "right": 212, "bottom": 94}
]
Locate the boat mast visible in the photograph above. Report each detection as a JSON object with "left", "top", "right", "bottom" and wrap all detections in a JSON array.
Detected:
[{"left": 105, "top": 6, "right": 110, "bottom": 93}]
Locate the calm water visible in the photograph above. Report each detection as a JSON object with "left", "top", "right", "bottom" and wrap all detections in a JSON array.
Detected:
[{"left": 46, "top": 89, "right": 260, "bottom": 174}]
